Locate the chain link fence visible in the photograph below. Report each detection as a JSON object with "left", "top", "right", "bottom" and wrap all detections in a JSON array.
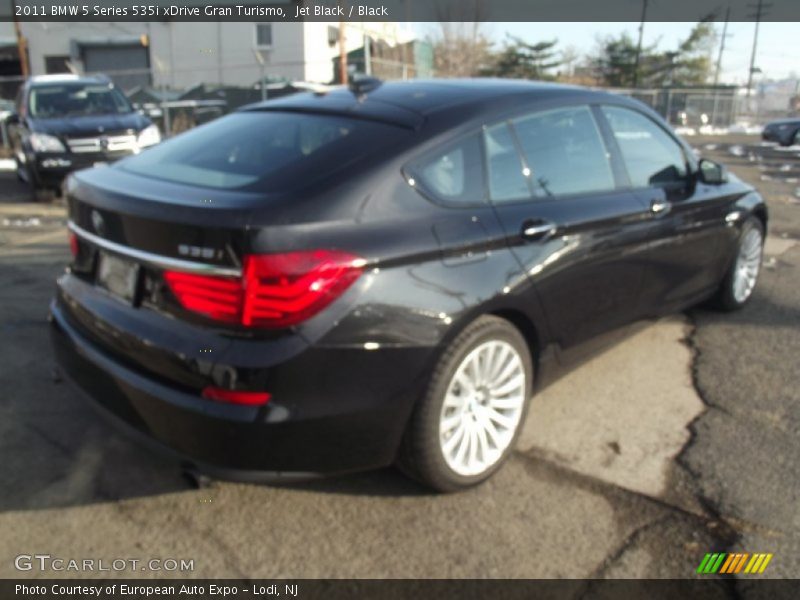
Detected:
[
  {"left": 2, "top": 60, "right": 797, "bottom": 151},
  {"left": 606, "top": 87, "right": 739, "bottom": 129}
]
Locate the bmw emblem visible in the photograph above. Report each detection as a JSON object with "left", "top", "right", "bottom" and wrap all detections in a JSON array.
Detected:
[{"left": 91, "top": 210, "right": 106, "bottom": 237}]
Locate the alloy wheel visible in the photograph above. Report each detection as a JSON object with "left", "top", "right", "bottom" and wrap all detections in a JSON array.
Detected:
[
  {"left": 438, "top": 340, "right": 526, "bottom": 477},
  {"left": 732, "top": 227, "right": 763, "bottom": 304}
]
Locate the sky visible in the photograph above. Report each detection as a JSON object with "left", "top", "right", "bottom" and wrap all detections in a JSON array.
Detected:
[{"left": 416, "top": 22, "right": 800, "bottom": 84}]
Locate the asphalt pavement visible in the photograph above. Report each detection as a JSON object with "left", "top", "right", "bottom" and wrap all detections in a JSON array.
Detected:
[{"left": 0, "top": 135, "right": 797, "bottom": 587}]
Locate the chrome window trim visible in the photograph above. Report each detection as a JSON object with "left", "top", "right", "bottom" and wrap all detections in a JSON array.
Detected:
[{"left": 68, "top": 221, "right": 242, "bottom": 277}]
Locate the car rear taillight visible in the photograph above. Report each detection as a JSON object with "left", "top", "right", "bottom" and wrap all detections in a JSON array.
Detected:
[
  {"left": 163, "top": 271, "right": 242, "bottom": 324},
  {"left": 164, "top": 250, "right": 364, "bottom": 328},
  {"left": 68, "top": 231, "right": 79, "bottom": 259},
  {"left": 202, "top": 386, "right": 271, "bottom": 406}
]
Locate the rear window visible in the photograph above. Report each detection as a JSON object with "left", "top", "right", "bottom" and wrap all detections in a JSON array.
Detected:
[{"left": 120, "top": 111, "right": 409, "bottom": 191}]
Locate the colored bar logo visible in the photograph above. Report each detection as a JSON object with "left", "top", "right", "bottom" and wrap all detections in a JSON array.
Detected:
[{"left": 696, "top": 552, "right": 773, "bottom": 574}]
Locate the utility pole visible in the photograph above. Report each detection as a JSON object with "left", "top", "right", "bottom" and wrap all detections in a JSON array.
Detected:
[
  {"left": 746, "top": 0, "right": 771, "bottom": 98},
  {"left": 12, "top": 1, "right": 30, "bottom": 77},
  {"left": 712, "top": 6, "right": 732, "bottom": 127},
  {"left": 338, "top": 1, "right": 348, "bottom": 85},
  {"left": 713, "top": 6, "right": 731, "bottom": 86},
  {"left": 363, "top": 33, "right": 371, "bottom": 76},
  {"left": 633, "top": 0, "right": 649, "bottom": 88}
]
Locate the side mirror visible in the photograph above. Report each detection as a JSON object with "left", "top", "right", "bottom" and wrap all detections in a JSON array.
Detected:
[
  {"left": 698, "top": 158, "right": 728, "bottom": 185},
  {"left": 4, "top": 112, "right": 19, "bottom": 125}
]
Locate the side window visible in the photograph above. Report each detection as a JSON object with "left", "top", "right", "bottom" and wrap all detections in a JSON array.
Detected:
[
  {"left": 408, "top": 133, "right": 485, "bottom": 206},
  {"left": 512, "top": 105, "right": 615, "bottom": 198},
  {"left": 484, "top": 122, "right": 530, "bottom": 203},
  {"left": 601, "top": 105, "right": 687, "bottom": 188}
]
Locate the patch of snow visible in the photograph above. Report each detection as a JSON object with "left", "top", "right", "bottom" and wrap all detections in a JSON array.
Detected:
[
  {"left": 727, "top": 123, "right": 763, "bottom": 135},
  {"left": 728, "top": 145, "right": 746, "bottom": 157},
  {"left": 2, "top": 217, "right": 42, "bottom": 227}
]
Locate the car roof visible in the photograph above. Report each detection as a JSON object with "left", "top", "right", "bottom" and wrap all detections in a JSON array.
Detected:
[
  {"left": 28, "top": 74, "right": 112, "bottom": 87},
  {"left": 766, "top": 117, "right": 800, "bottom": 125},
  {"left": 243, "top": 78, "right": 617, "bottom": 130}
]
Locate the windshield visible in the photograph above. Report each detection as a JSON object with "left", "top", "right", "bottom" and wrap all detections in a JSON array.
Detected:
[
  {"left": 28, "top": 83, "right": 133, "bottom": 118},
  {"left": 120, "top": 111, "right": 410, "bottom": 191}
]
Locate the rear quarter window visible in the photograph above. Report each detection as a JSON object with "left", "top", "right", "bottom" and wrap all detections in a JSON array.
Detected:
[
  {"left": 406, "top": 133, "right": 486, "bottom": 206},
  {"left": 120, "top": 111, "right": 410, "bottom": 192}
]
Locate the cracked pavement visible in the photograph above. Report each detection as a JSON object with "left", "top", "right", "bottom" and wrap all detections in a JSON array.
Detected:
[{"left": 0, "top": 134, "right": 797, "bottom": 585}]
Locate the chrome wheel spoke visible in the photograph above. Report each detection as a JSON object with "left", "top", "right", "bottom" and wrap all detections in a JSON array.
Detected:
[
  {"left": 442, "top": 422, "right": 466, "bottom": 455},
  {"left": 490, "top": 374, "right": 525, "bottom": 398},
  {"left": 468, "top": 426, "right": 479, "bottom": 467},
  {"left": 486, "top": 407, "right": 515, "bottom": 430},
  {"left": 487, "top": 345, "right": 509, "bottom": 381},
  {"left": 438, "top": 340, "right": 527, "bottom": 477},
  {"left": 476, "top": 425, "right": 491, "bottom": 463},
  {"left": 440, "top": 412, "right": 462, "bottom": 435},
  {"left": 490, "top": 394, "right": 525, "bottom": 410},
  {"left": 453, "top": 422, "right": 471, "bottom": 465},
  {"left": 481, "top": 413, "right": 503, "bottom": 449}
]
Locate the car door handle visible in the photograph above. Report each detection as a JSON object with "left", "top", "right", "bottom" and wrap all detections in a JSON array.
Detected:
[
  {"left": 650, "top": 199, "right": 671, "bottom": 216},
  {"left": 521, "top": 220, "right": 557, "bottom": 241}
]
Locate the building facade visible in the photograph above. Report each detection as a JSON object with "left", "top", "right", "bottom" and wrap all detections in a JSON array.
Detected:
[{"left": 0, "top": 20, "right": 417, "bottom": 92}]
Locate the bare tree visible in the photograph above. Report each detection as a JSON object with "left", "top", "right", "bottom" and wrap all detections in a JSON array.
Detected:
[
  {"left": 430, "top": 1, "right": 492, "bottom": 77},
  {"left": 560, "top": 45, "right": 581, "bottom": 78}
]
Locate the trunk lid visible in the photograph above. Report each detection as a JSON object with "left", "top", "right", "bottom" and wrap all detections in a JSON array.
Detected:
[{"left": 68, "top": 164, "right": 267, "bottom": 269}]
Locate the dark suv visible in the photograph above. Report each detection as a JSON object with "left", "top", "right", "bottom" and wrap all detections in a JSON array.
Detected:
[
  {"left": 762, "top": 118, "right": 800, "bottom": 147},
  {"left": 7, "top": 74, "right": 160, "bottom": 198},
  {"left": 51, "top": 79, "right": 766, "bottom": 492}
]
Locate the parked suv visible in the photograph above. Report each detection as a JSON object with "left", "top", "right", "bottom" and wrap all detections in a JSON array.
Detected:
[
  {"left": 7, "top": 74, "right": 160, "bottom": 198},
  {"left": 51, "top": 79, "right": 766, "bottom": 492}
]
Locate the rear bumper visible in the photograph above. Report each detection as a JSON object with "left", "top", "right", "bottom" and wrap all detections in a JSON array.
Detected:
[{"left": 50, "top": 299, "right": 429, "bottom": 478}]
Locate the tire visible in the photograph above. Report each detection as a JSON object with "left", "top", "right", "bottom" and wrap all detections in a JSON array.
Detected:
[
  {"left": 713, "top": 216, "right": 765, "bottom": 311},
  {"left": 398, "top": 315, "right": 533, "bottom": 492}
]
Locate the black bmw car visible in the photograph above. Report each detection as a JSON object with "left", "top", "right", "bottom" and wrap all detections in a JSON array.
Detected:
[
  {"left": 51, "top": 79, "right": 767, "bottom": 492},
  {"left": 7, "top": 74, "right": 160, "bottom": 198}
]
